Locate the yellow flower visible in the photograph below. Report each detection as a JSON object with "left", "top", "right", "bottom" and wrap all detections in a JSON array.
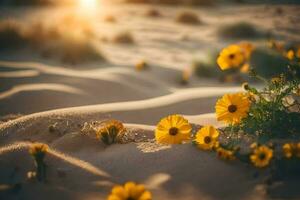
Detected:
[
  {"left": 195, "top": 126, "right": 219, "bottom": 150},
  {"left": 216, "top": 147, "right": 236, "bottom": 161},
  {"left": 296, "top": 143, "right": 300, "bottom": 158},
  {"left": 268, "top": 40, "right": 284, "bottom": 52},
  {"left": 215, "top": 93, "right": 250, "bottom": 124},
  {"left": 155, "top": 114, "right": 192, "bottom": 144},
  {"left": 240, "top": 63, "right": 250, "bottom": 73},
  {"left": 96, "top": 120, "right": 125, "bottom": 145},
  {"left": 135, "top": 60, "right": 148, "bottom": 71},
  {"left": 250, "top": 145, "right": 273, "bottom": 168},
  {"left": 239, "top": 42, "right": 254, "bottom": 60},
  {"left": 29, "top": 143, "right": 49, "bottom": 156},
  {"left": 286, "top": 50, "right": 295, "bottom": 60},
  {"left": 282, "top": 143, "right": 300, "bottom": 158},
  {"left": 296, "top": 48, "right": 300, "bottom": 58},
  {"left": 181, "top": 68, "right": 192, "bottom": 85},
  {"left": 283, "top": 143, "right": 293, "bottom": 158},
  {"left": 217, "top": 45, "right": 246, "bottom": 70},
  {"left": 107, "top": 182, "right": 152, "bottom": 200}
]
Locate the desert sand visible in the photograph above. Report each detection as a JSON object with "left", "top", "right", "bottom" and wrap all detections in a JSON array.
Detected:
[{"left": 0, "top": 2, "right": 300, "bottom": 200}]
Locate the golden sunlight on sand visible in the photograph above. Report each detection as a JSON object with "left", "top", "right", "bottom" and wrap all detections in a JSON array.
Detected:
[{"left": 78, "top": 0, "right": 99, "bottom": 10}]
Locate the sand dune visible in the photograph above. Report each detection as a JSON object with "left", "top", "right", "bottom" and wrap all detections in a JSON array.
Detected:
[
  {"left": 1, "top": 4, "right": 299, "bottom": 200},
  {"left": 0, "top": 70, "right": 40, "bottom": 78},
  {"left": 0, "top": 83, "right": 85, "bottom": 100}
]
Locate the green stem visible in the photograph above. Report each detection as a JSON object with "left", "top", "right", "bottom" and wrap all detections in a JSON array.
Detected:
[
  {"left": 255, "top": 75, "right": 268, "bottom": 84},
  {"left": 36, "top": 159, "right": 46, "bottom": 182}
]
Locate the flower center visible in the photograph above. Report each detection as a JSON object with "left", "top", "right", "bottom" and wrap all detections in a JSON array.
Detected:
[
  {"left": 204, "top": 136, "right": 212, "bottom": 144},
  {"left": 169, "top": 127, "right": 179, "bottom": 136},
  {"left": 258, "top": 153, "right": 266, "bottom": 160},
  {"left": 127, "top": 197, "right": 135, "bottom": 200},
  {"left": 229, "top": 53, "right": 235, "bottom": 59},
  {"left": 228, "top": 105, "right": 237, "bottom": 113}
]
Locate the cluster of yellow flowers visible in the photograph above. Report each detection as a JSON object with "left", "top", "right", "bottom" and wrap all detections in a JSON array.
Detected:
[
  {"left": 135, "top": 60, "right": 149, "bottom": 71},
  {"left": 282, "top": 143, "right": 300, "bottom": 159},
  {"left": 154, "top": 92, "right": 251, "bottom": 161},
  {"left": 268, "top": 40, "right": 300, "bottom": 62},
  {"left": 154, "top": 86, "right": 300, "bottom": 168},
  {"left": 217, "top": 42, "right": 254, "bottom": 73}
]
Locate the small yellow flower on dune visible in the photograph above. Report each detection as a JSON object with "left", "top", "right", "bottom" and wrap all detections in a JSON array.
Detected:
[
  {"left": 215, "top": 93, "right": 250, "bottom": 124},
  {"left": 155, "top": 114, "right": 192, "bottom": 144},
  {"left": 216, "top": 147, "right": 236, "bottom": 161},
  {"left": 286, "top": 49, "right": 295, "bottom": 60},
  {"left": 181, "top": 68, "right": 192, "bottom": 85},
  {"left": 107, "top": 182, "right": 152, "bottom": 200},
  {"left": 195, "top": 126, "right": 219, "bottom": 150},
  {"left": 96, "top": 120, "right": 125, "bottom": 145},
  {"left": 29, "top": 143, "right": 49, "bottom": 157},
  {"left": 217, "top": 45, "right": 246, "bottom": 70},
  {"left": 250, "top": 145, "right": 273, "bottom": 168},
  {"left": 282, "top": 142, "right": 300, "bottom": 158},
  {"left": 135, "top": 60, "right": 148, "bottom": 71}
]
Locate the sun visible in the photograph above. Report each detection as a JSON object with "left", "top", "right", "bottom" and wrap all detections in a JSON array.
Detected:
[{"left": 78, "top": 0, "right": 98, "bottom": 9}]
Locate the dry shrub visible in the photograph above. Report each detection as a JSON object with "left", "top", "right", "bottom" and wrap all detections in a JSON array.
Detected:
[
  {"left": 176, "top": 11, "right": 201, "bottom": 25},
  {"left": 59, "top": 38, "right": 104, "bottom": 65},
  {"left": 112, "top": 31, "right": 134, "bottom": 44},
  {"left": 104, "top": 15, "right": 117, "bottom": 23},
  {"left": 0, "top": 17, "right": 105, "bottom": 65},
  {"left": 145, "top": 8, "right": 161, "bottom": 17},
  {"left": 0, "top": 20, "right": 28, "bottom": 50},
  {"left": 217, "top": 22, "right": 265, "bottom": 39}
]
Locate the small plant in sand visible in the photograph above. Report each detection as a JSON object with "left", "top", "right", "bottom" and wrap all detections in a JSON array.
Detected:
[
  {"left": 29, "top": 143, "right": 49, "bottom": 182},
  {"left": 212, "top": 41, "right": 300, "bottom": 170},
  {"left": 0, "top": 20, "right": 27, "bottom": 50},
  {"left": 104, "top": 15, "right": 117, "bottom": 23},
  {"left": 112, "top": 31, "right": 134, "bottom": 44},
  {"left": 175, "top": 11, "right": 201, "bottom": 25},
  {"left": 153, "top": 41, "right": 300, "bottom": 172},
  {"left": 96, "top": 120, "right": 125, "bottom": 145},
  {"left": 155, "top": 114, "right": 192, "bottom": 144},
  {"left": 145, "top": 8, "right": 161, "bottom": 17},
  {"left": 180, "top": 68, "right": 192, "bottom": 85},
  {"left": 107, "top": 181, "right": 152, "bottom": 200},
  {"left": 0, "top": 18, "right": 105, "bottom": 65},
  {"left": 135, "top": 60, "right": 149, "bottom": 71}
]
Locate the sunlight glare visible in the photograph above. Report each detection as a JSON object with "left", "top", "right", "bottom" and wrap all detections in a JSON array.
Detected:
[{"left": 79, "top": 0, "right": 98, "bottom": 10}]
